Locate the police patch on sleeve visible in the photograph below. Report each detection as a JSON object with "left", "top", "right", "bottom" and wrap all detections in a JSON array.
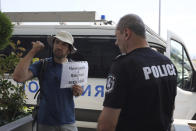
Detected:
[{"left": 106, "top": 74, "right": 116, "bottom": 93}]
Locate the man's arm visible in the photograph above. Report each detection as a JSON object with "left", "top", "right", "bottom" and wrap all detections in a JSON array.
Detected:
[
  {"left": 97, "top": 107, "right": 121, "bottom": 131},
  {"left": 13, "top": 41, "right": 44, "bottom": 82}
]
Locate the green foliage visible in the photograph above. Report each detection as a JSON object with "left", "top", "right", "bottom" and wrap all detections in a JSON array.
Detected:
[
  {"left": 0, "top": 41, "right": 25, "bottom": 76},
  {"left": 0, "top": 79, "right": 27, "bottom": 125},
  {"left": 0, "top": 41, "right": 29, "bottom": 126},
  {"left": 0, "top": 11, "right": 13, "bottom": 50}
]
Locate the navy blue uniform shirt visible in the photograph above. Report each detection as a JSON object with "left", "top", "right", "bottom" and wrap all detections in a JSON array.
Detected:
[{"left": 104, "top": 48, "right": 177, "bottom": 131}]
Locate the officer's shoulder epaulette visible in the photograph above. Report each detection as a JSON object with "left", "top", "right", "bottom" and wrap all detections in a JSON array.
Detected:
[{"left": 114, "top": 53, "right": 126, "bottom": 61}]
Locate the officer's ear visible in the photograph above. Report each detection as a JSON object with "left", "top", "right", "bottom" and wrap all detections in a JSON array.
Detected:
[
  {"left": 125, "top": 32, "right": 128, "bottom": 37},
  {"left": 124, "top": 28, "right": 132, "bottom": 40}
]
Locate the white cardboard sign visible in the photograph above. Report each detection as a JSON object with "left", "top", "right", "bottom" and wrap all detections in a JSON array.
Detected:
[{"left": 60, "top": 61, "right": 88, "bottom": 88}]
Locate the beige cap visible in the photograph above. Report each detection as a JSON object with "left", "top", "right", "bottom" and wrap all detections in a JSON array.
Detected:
[{"left": 48, "top": 30, "right": 77, "bottom": 54}]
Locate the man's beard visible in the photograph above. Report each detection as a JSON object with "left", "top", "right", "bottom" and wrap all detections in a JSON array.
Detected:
[{"left": 53, "top": 50, "right": 67, "bottom": 59}]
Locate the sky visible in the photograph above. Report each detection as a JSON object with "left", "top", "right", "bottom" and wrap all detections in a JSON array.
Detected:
[{"left": 1, "top": 0, "right": 196, "bottom": 59}]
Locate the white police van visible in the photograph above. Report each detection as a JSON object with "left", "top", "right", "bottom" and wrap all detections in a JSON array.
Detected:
[{"left": 3, "top": 11, "right": 196, "bottom": 130}]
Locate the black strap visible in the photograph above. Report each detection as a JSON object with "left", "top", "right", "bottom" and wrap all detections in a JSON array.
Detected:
[
  {"left": 32, "top": 106, "right": 39, "bottom": 131},
  {"left": 34, "top": 89, "right": 40, "bottom": 99},
  {"left": 32, "top": 59, "right": 48, "bottom": 131},
  {"left": 34, "top": 59, "right": 48, "bottom": 100}
]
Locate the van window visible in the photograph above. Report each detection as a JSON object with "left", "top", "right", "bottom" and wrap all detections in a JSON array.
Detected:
[
  {"left": 73, "top": 36, "right": 120, "bottom": 78},
  {"left": 170, "top": 39, "right": 193, "bottom": 90}
]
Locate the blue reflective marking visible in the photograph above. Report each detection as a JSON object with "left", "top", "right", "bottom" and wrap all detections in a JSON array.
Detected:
[
  {"left": 82, "top": 85, "right": 91, "bottom": 96},
  {"left": 28, "top": 81, "right": 39, "bottom": 93},
  {"left": 26, "top": 82, "right": 105, "bottom": 98},
  {"left": 95, "top": 85, "right": 104, "bottom": 97}
]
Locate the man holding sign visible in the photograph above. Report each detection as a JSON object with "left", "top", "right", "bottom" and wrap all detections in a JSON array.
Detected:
[{"left": 13, "top": 30, "right": 85, "bottom": 131}]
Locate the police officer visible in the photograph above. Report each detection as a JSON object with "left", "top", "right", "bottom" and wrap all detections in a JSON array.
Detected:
[{"left": 97, "top": 14, "right": 177, "bottom": 131}]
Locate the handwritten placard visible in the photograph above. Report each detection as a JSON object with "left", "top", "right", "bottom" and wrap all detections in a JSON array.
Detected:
[{"left": 60, "top": 61, "right": 88, "bottom": 88}]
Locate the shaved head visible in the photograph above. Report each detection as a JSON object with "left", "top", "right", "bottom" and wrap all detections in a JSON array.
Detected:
[{"left": 116, "top": 14, "right": 146, "bottom": 38}]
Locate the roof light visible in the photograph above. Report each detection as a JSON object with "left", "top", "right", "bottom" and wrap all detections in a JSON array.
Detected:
[{"left": 101, "top": 15, "right": 105, "bottom": 20}]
